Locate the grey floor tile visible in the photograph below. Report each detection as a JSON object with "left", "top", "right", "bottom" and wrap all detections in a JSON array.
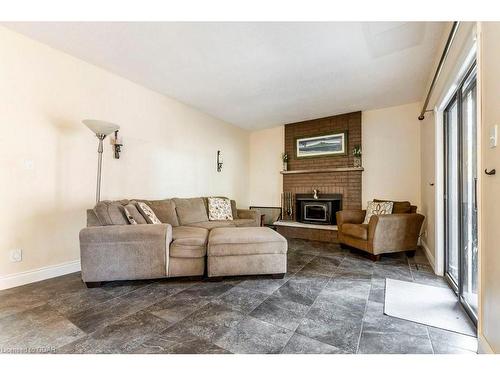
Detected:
[
  {"left": 212, "top": 286, "right": 269, "bottom": 314},
  {"left": 298, "top": 256, "right": 341, "bottom": 277},
  {"left": 320, "top": 278, "right": 371, "bottom": 301},
  {"left": 428, "top": 327, "right": 477, "bottom": 354},
  {"left": 165, "top": 302, "right": 246, "bottom": 343},
  {"left": 131, "top": 330, "right": 229, "bottom": 354},
  {"left": 58, "top": 310, "right": 169, "bottom": 353},
  {"left": 214, "top": 316, "right": 294, "bottom": 354},
  {"left": 281, "top": 333, "right": 344, "bottom": 354},
  {"left": 1, "top": 306, "right": 86, "bottom": 351},
  {"left": 238, "top": 276, "right": 289, "bottom": 295},
  {"left": 357, "top": 331, "right": 433, "bottom": 354},
  {"left": 272, "top": 274, "right": 330, "bottom": 306},
  {"left": 250, "top": 295, "right": 309, "bottom": 331},
  {"left": 146, "top": 292, "right": 211, "bottom": 325},
  {"left": 287, "top": 253, "right": 316, "bottom": 273},
  {"left": 296, "top": 298, "right": 365, "bottom": 353},
  {"left": 373, "top": 263, "right": 413, "bottom": 282},
  {"left": 67, "top": 283, "right": 177, "bottom": 333}
]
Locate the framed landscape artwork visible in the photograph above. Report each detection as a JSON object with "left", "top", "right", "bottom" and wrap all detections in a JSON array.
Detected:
[{"left": 295, "top": 132, "right": 346, "bottom": 158}]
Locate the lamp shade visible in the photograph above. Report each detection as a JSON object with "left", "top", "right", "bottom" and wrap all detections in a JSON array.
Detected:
[{"left": 83, "top": 119, "right": 120, "bottom": 136}]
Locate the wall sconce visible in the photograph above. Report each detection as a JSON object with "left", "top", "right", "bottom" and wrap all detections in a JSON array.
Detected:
[
  {"left": 217, "top": 150, "right": 223, "bottom": 172},
  {"left": 110, "top": 130, "right": 123, "bottom": 159}
]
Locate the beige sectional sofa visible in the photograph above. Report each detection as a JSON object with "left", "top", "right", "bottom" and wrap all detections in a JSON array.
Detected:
[{"left": 80, "top": 197, "right": 286, "bottom": 287}]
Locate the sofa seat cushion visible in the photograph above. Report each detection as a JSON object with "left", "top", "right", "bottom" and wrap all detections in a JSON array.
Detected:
[
  {"left": 170, "top": 244, "right": 206, "bottom": 258},
  {"left": 342, "top": 223, "right": 368, "bottom": 241},
  {"left": 208, "top": 227, "right": 287, "bottom": 257},
  {"left": 186, "top": 221, "right": 236, "bottom": 230},
  {"left": 232, "top": 218, "right": 257, "bottom": 227},
  {"left": 173, "top": 198, "right": 209, "bottom": 225},
  {"left": 171, "top": 226, "right": 209, "bottom": 247}
]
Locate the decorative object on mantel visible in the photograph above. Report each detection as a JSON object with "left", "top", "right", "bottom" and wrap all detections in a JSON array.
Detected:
[
  {"left": 313, "top": 188, "right": 319, "bottom": 200},
  {"left": 216, "top": 150, "right": 223, "bottom": 172},
  {"left": 353, "top": 145, "right": 362, "bottom": 168},
  {"left": 280, "top": 166, "right": 364, "bottom": 175},
  {"left": 295, "top": 132, "right": 346, "bottom": 159},
  {"left": 281, "top": 191, "right": 294, "bottom": 220},
  {"left": 83, "top": 119, "right": 120, "bottom": 203},
  {"left": 281, "top": 152, "right": 288, "bottom": 171}
]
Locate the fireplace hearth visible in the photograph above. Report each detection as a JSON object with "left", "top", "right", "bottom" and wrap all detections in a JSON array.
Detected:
[{"left": 296, "top": 193, "right": 342, "bottom": 225}]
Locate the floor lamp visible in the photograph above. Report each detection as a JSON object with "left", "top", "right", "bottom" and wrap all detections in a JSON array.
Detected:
[{"left": 83, "top": 119, "right": 120, "bottom": 203}]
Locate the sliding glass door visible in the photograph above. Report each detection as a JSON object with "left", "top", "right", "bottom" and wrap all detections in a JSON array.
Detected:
[{"left": 444, "top": 63, "right": 478, "bottom": 324}]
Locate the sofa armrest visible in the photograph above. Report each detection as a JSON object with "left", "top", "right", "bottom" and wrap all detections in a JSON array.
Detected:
[
  {"left": 237, "top": 208, "right": 260, "bottom": 226},
  {"left": 79, "top": 224, "right": 172, "bottom": 282},
  {"left": 336, "top": 210, "right": 366, "bottom": 228},
  {"left": 369, "top": 213, "right": 424, "bottom": 252}
]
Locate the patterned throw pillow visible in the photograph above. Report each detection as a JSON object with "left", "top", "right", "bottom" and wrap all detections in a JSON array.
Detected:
[
  {"left": 207, "top": 197, "right": 233, "bottom": 221},
  {"left": 135, "top": 201, "right": 162, "bottom": 224},
  {"left": 122, "top": 206, "right": 138, "bottom": 225},
  {"left": 363, "top": 201, "right": 394, "bottom": 224}
]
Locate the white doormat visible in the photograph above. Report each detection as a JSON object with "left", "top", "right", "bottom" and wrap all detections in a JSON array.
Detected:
[{"left": 384, "top": 278, "right": 476, "bottom": 337}]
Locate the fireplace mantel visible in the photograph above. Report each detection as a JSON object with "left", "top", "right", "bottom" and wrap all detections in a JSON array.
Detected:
[{"left": 280, "top": 167, "right": 364, "bottom": 175}]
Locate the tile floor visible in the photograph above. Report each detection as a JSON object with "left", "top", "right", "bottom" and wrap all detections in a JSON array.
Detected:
[{"left": 0, "top": 239, "right": 477, "bottom": 354}]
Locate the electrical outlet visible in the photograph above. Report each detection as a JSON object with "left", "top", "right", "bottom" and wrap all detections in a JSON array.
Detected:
[{"left": 9, "top": 249, "right": 22, "bottom": 262}]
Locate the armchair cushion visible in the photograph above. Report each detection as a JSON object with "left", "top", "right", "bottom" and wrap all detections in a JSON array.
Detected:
[
  {"left": 374, "top": 199, "right": 412, "bottom": 214},
  {"left": 342, "top": 223, "right": 368, "bottom": 240},
  {"left": 363, "top": 201, "right": 394, "bottom": 224}
]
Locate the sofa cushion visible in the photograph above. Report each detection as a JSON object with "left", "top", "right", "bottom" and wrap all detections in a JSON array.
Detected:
[
  {"left": 137, "top": 199, "right": 179, "bottom": 227},
  {"left": 170, "top": 244, "right": 206, "bottom": 258},
  {"left": 173, "top": 198, "right": 209, "bottom": 225},
  {"left": 342, "top": 223, "right": 368, "bottom": 240},
  {"left": 232, "top": 218, "right": 258, "bottom": 227},
  {"left": 208, "top": 227, "right": 287, "bottom": 257},
  {"left": 93, "top": 201, "right": 129, "bottom": 225},
  {"left": 172, "top": 226, "right": 208, "bottom": 247},
  {"left": 207, "top": 197, "right": 233, "bottom": 221},
  {"left": 374, "top": 199, "right": 412, "bottom": 214},
  {"left": 186, "top": 221, "right": 236, "bottom": 230},
  {"left": 209, "top": 227, "right": 286, "bottom": 246}
]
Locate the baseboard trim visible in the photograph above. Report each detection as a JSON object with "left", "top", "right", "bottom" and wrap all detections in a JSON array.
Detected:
[
  {"left": 420, "top": 239, "right": 436, "bottom": 272},
  {"left": 0, "top": 259, "right": 81, "bottom": 291},
  {"left": 478, "top": 333, "right": 495, "bottom": 354}
]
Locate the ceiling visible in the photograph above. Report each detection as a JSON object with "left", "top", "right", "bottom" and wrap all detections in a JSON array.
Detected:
[{"left": 4, "top": 22, "right": 447, "bottom": 130}]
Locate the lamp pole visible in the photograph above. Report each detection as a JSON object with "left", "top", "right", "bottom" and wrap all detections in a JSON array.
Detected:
[{"left": 95, "top": 134, "right": 106, "bottom": 204}]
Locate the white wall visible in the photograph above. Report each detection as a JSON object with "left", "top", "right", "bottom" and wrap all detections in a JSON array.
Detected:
[
  {"left": 248, "top": 126, "right": 284, "bottom": 207},
  {"left": 362, "top": 103, "right": 421, "bottom": 208},
  {"left": 418, "top": 22, "right": 477, "bottom": 272},
  {"left": 0, "top": 27, "right": 250, "bottom": 281},
  {"left": 419, "top": 112, "right": 436, "bottom": 267}
]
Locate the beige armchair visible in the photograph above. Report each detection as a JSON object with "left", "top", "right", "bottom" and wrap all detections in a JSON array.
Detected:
[{"left": 336, "top": 200, "right": 424, "bottom": 261}]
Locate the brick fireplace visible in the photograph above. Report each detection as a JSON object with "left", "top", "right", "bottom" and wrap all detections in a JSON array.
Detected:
[{"left": 277, "top": 111, "right": 362, "bottom": 242}]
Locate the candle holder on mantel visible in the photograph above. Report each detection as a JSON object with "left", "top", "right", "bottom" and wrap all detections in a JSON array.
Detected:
[{"left": 281, "top": 191, "right": 294, "bottom": 221}]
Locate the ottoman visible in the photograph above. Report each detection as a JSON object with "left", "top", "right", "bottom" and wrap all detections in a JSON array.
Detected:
[{"left": 207, "top": 227, "right": 288, "bottom": 278}]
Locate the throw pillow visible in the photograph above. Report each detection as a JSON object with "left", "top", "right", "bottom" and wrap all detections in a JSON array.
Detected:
[
  {"left": 207, "top": 197, "right": 233, "bottom": 221},
  {"left": 135, "top": 201, "right": 162, "bottom": 224},
  {"left": 122, "top": 206, "right": 138, "bottom": 225},
  {"left": 363, "top": 201, "right": 394, "bottom": 224}
]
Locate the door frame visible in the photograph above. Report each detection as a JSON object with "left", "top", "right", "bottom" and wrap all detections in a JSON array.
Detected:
[{"left": 442, "top": 61, "right": 478, "bottom": 325}]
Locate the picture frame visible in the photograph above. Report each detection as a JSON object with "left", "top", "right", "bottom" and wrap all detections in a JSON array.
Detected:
[{"left": 295, "top": 131, "right": 347, "bottom": 159}]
